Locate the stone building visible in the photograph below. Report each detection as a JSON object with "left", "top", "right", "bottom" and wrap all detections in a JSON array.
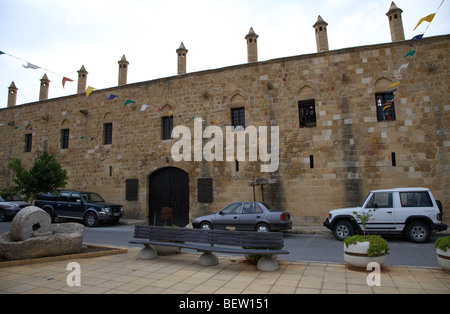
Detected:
[{"left": 1, "top": 3, "right": 449, "bottom": 227}]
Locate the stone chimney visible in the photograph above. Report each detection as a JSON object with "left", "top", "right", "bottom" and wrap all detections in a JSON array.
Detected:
[
  {"left": 313, "top": 15, "right": 329, "bottom": 52},
  {"left": 77, "top": 65, "right": 88, "bottom": 94},
  {"left": 245, "top": 27, "right": 259, "bottom": 63},
  {"left": 386, "top": 1, "right": 405, "bottom": 42},
  {"left": 39, "top": 74, "right": 50, "bottom": 101},
  {"left": 118, "top": 54, "right": 129, "bottom": 85},
  {"left": 7, "top": 81, "right": 18, "bottom": 107},
  {"left": 177, "top": 43, "right": 188, "bottom": 75}
]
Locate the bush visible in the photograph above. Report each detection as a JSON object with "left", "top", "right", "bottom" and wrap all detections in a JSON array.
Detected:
[
  {"left": 435, "top": 236, "right": 450, "bottom": 252},
  {"left": 344, "top": 234, "right": 390, "bottom": 257}
]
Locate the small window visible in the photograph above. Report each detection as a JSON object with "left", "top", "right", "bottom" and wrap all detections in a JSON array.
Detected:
[
  {"left": 198, "top": 178, "right": 213, "bottom": 203},
  {"left": 61, "top": 129, "right": 69, "bottom": 149},
  {"left": 221, "top": 203, "right": 242, "bottom": 215},
  {"left": 400, "top": 192, "right": 432, "bottom": 207},
  {"left": 126, "top": 179, "right": 139, "bottom": 201},
  {"left": 367, "top": 193, "right": 393, "bottom": 208},
  {"left": 242, "top": 203, "right": 255, "bottom": 214},
  {"left": 375, "top": 92, "right": 396, "bottom": 121},
  {"left": 58, "top": 192, "right": 70, "bottom": 202},
  {"left": 25, "top": 134, "right": 32, "bottom": 152},
  {"left": 104, "top": 123, "right": 113, "bottom": 145},
  {"left": 162, "top": 116, "right": 173, "bottom": 140},
  {"left": 231, "top": 107, "right": 245, "bottom": 128},
  {"left": 299, "top": 100, "right": 317, "bottom": 128}
]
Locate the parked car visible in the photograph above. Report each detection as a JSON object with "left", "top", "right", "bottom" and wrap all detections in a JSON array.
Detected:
[
  {"left": 323, "top": 187, "right": 447, "bottom": 243},
  {"left": 34, "top": 190, "right": 124, "bottom": 227},
  {"left": 0, "top": 193, "right": 31, "bottom": 222},
  {"left": 192, "top": 202, "right": 292, "bottom": 232}
]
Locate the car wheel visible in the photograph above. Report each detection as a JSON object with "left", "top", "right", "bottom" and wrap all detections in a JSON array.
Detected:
[
  {"left": 332, "top": 220, "right": 354, "bottom": 241},
  {"left": 84, "top": 212, "right": 99, "bottom": 227},
  {"left": 200, "top": 222, "right": 213, "bottom": 230},
  {"left": 406, "top": 221, "right": 430, "bottom": 243},
  {"left": 256, "top": 223, "right": 270, "bottom": 232}
]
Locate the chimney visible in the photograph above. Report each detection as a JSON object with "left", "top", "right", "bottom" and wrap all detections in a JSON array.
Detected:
[
  {"left": 313, "top": 16, "right": 329, "bottom": 52},
  {"left": 118, "top": 54, "right": 129, "bottom": 85},
  {"left": 7, "top": 81, "right": 18, "bottom": 107},
  {"left": 177, "top": 43, "right": 188, "bottom": 75},
  {"left": 77, "top": 65, "right": 88, "bottom": 94},
  {"left": 39, "top": 74, "right": 50, "bottom": 101},
  {"left": 245, "top": 27, "right": 259, "bottom": 63}
]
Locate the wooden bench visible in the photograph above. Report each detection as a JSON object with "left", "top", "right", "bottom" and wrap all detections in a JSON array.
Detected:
[{"left": 129, "top": 225, "right": 289, "bottom": 271}]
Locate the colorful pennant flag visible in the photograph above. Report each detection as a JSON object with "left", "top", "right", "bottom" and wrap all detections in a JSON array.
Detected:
[
  {"left": 141, "top": 104, "right": 148, "bottom": 111},
  {"left": 387, "top": 82, "right": 401, "bottom": 89},
  {"left": 22, "top": 62, "right": 40, "bottom": 70},
  {"left": 86, "top": 86, "right": 96, "bottom": 97},
  {"left": 124, "top": 99, "right": 135, "bottom": 107},
  {"left": 106, "top": 94, "right": 119, "bottom": 100},
  {"left": 409, "top": 34, "right": 424, "bottom": 47},
  {"left": 62, "top": 77, "right": 74, "bottom": 88},
  {"left": 404, "top": 50, "right": 416, "bottom": 59},
  {"left": 414, "top": 13, "right": 436, "bottom": 31},
  {"left": 0, "top": 51, "right": 5, "bottom": 55}
]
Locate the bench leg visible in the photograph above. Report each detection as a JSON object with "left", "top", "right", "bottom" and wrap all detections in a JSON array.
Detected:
[
  {"left": 138, "top": 245, "right": 157, "bottom": 260},
  {"left": 198, "top": 252, "right": 219, "bottom": 266},
  {"left": 257, "top": 256, "right": 279, "bottom": 272}
]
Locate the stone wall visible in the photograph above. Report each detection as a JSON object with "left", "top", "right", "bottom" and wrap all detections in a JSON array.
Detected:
[{"left": 1, "top": 35, "right": 449, "bottom": 226}]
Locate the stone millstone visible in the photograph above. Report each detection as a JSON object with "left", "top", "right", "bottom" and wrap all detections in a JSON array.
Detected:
[{"left": 10, "top": 206, "right": 51, "bottom": 242}]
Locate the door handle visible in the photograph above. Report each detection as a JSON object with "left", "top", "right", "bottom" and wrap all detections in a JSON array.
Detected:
[
  {"left": 257, "top": 216, "right": 261, "bottom": 218},
  {"left": 387, "top": 211, "right": 393, "bottom": 214},
  {"left": 234, "top": 216, "right": 238, "bottom": 219}
]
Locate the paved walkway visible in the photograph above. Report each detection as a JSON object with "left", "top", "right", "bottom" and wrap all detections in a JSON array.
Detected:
[{"left": 0, "top": 247, "right": 449, "bottom": 294}]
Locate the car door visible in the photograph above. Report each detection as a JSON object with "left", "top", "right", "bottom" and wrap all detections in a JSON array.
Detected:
[
  {"left": 213, "top": 203, "right": 242, "bottom": 230},
  {"left": 239, "top": 203, "right": 263, "bottom": 231},
  {"left": 363, "top": 192, "right": 396, "bottom": 231},
  {"left": 54, "top": 191, "right": 71, "bottom": 217},
  {"left": 65, "top": 192, "right": 85, "bottom": 219}
]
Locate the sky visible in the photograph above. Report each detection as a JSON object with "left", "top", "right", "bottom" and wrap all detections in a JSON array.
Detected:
[{"left": 0, "top": 0, "right": 449, "bottom": 108}]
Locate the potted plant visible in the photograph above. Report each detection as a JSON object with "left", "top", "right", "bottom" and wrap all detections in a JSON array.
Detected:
[
  {"left": 343, "top": 210, "right": 389, "bottom": 269},
  {"left": 435, "top": 236, "right": 450, "bottom": 273}
]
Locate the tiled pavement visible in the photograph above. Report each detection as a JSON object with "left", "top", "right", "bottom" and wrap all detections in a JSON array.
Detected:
[{"left": 0, "top": 247, "right": 449, "bottom": 294}]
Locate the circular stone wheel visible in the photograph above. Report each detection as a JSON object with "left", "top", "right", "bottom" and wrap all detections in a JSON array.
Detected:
[{"left": 10, "top": 206, "right": 52, "bottom": 241}]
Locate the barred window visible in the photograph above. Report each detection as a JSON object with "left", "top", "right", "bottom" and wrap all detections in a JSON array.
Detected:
[
  {"left": 231, "top": 107, "right": 245, "bottom": 128},
  {"left": 299, "top": 100, "right": 316, "bottom": 128},
  {"left": 61, "top": 129, "right": 69, "bottom": 149},
  {"left": 25, "top": 134, "right": 32, "bottom": 152},
  {"left": 104, "top": 123, "right": 113, "bottom": 145},
  {"left": 375, "top": 92, "right": 396, "bottom": 121},
  {"left": 162, "top": 116, "right": 173, "bottom": 140}
]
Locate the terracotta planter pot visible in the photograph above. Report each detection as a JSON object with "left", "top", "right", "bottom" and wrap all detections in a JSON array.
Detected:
[
  {"left": 436, "top": 248, "right": 450, "bottom": 273},
  {"left": 344, "top": 241, "right": 386, "bottom": 269}
]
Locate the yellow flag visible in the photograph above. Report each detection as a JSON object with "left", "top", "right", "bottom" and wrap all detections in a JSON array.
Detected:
[
  {"left": 86, "top": 86, "right": 96, "bottom": 97},
  {"left": 387, "top": 82, "right": 400, "bottom": 89},
  {"left": 414, "top": 13, "right": 436, "bottom": 31}
]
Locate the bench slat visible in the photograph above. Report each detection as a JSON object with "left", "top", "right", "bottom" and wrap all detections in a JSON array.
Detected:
[{"left": 131, "top": 225, "right": 287, "bottom": 252}]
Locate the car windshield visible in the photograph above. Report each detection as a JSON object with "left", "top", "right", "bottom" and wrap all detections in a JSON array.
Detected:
[
  {"left": 81, "top": 193, "right": 105, "bottom": 202},
  {"left": 261, "top": 202, "right": 281, "bottom": 212},
  {"left": 0, "top": 194, "right": 23, "bottom": 201}
]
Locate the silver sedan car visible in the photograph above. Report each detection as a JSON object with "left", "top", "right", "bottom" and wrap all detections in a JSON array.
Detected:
[{"left": 192, "top": 202, "right": 293, "bottom": 232}]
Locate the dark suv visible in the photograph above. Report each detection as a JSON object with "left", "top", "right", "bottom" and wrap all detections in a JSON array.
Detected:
[{"left": 34, "top": 190, "right": 124, "bottom": 227}]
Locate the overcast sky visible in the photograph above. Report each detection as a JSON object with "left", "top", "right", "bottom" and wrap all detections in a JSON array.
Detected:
[{"left": 0, "top": 0, "right": 448, "bottom": 108}]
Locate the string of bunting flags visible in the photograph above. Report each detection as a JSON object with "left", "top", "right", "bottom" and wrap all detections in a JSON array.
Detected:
[
  {"left": 0, "top": 50, "right": 74, "bottom": 88},
  {"left": 381, "top": 0, "right": 445, "bottom": 119},
  {"left": 388, "top": 0, "right": 445, "bottom": 96}
]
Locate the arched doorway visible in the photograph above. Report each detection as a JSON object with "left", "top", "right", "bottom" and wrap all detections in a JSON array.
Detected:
[{"left": 148, "top": 167, "right": 189, "bottom": 227}]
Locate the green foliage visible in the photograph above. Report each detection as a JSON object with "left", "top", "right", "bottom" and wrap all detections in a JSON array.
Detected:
[
  {"left": 344, "top": 234, "right": 390, "bottom": 257},
  {"left": 353, "top": 209, "right": 373, "bottom": 237},
  {"left": 435, "top": 236, "right": 450, "bottom": 252},
  {"left": 8, "top": 151, "right": 68, "bottom": 202}
]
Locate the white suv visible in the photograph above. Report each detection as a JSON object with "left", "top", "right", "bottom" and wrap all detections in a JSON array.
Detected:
[{"left": 324, "top": 188, "right": 447, "bottom": 243}]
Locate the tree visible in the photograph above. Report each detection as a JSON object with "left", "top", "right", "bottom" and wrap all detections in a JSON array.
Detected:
[{"left": 8, "top": 151, "right": 68, "bottom": 202}]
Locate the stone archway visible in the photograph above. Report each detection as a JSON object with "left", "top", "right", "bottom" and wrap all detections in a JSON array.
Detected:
[{"left": 148, "top": 167, "right": 189, "bottom": 227}]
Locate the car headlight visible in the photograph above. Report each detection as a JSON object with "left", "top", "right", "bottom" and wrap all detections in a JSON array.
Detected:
[
  {"left": 100, "top": 207, "right": 110, "bottom": 213},
  {"left": 6, "top": 203, "right": 19, "bottom": 210}
]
